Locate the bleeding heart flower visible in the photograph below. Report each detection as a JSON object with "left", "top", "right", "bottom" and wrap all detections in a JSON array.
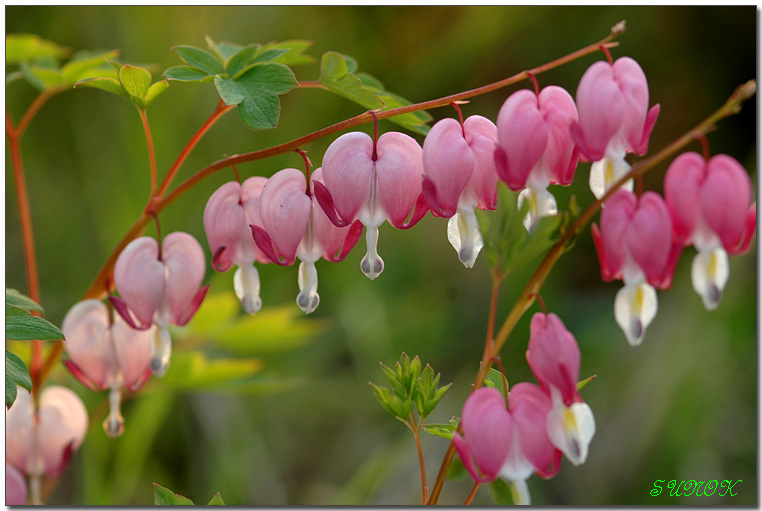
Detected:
[
  {"left": 664, "top": 152, "right": 756, "bottom": 310},
  {"left": 422, "top": 115, "right": 498, "bottom": 267},
  {"left": 112, "top": 231, "right": 208, "bottom": 376},
  {"left": 315, "top": 131, "right": 428, "bottom": 280},
  {"left": 494, "top": 86, "right": 579, "bottom": 230},
  {"left": 62, "top": 299, "right": 153, "bottom": 437},
  {"left": 6, "top": 462, "right": 28, "bottom": 505},
  {"left": 252, "top": 167, "right": 362, "bottom": 314},
  {"left": 204, "top": 176, "right": 270, "bottom": 314},
  {"left": 6, "top": 386, "right": 88, "bottom": 504},
  {"left": 571, "top": 57, "right": 660, "bottom": 199}
]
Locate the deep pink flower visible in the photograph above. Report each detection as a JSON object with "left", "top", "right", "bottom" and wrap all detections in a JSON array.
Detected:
[
  {"left": 525, "top": 313, "right": 595, "bottom": 466},
  {"left": 494, "top": 86, "right": 579, "bottom": 230},
  {"left": 571, "top": 57, "right": 660, "bottom": 199},
  {"left": 592, "top": 189, "right": 681, "bottom": 345},
  {"left": 6, "top": 386, "right": 88, "bottom": 485},
  {"left": 315, "top": 131, "right": 428, "bottom": 280},
  {"left": 252, "top": 167, "right": 362, "bottom": 314},
  {"left": 204, "top": 177, "right": 270, "bottom": 314},
  {"left": 664, "top": 152, "right": 756, "bottom": 310},
  {"left": 6, "top": 462, "right": 28, "bottom": 505},
  {"left": 422, "top": 115, "right": 498, "bottom": 267},
  {"left": 62, "top": 299, "right": 153, "bottom": 437},
  {"left": 112, "top": 231, "right": 208, "bottom": 376}
]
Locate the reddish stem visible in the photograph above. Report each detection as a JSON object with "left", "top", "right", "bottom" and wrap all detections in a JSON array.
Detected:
[
  {"left": 463, "top": 482, "right": 480, "bottom": 506},
  {"left": 138, "top": 108, "right": 158, "bottom": 202}
]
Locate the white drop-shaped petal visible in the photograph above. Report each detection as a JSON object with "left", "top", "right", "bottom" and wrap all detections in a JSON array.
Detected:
[
  {"left": 234, "top": 264, "right": 263, "bottom": 315},
  {"left": 691, "top": 246, "right": 729, "bottom": 311},
  {"left": 517, "top": 186, "right": 558, "bottom": 231},
  {"left": 296, "top": 260, "right": 320, "bottom": 314},
  {"left": 150, "top": 326, "right": 172, "bottom": 377},
  {"left": 508, "top": 477, "right": 531, "bottom": 505},
  {"left": 447, "top": 210, "right": 484, "bottom": 268},
  {"left": 546, "top": 401, "right": 595, "bottom": 466},
  {"left": 590, "top": 155, "right": 633, "bottom": 200},
  {"left": 614, "top": 281, "right": 657, "bottom": 346},
  {"left": 103, "top": 387, "right": 124, "bottom": 438},
  {"left": 360, "top": 226, "right": 384, "bottom": 280}
]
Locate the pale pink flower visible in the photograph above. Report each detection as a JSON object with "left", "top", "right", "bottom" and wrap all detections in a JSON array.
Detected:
[
  {"left": 571, "top": 57, "right": 660, "bottom": 199},
  {"left": 252, "top": 167, "right": 362, "bottom": 314},
  {"left": 592, "top": 189, "right": 681, "bottom": 345},
  {"left": 495, "top": 86, "right": 579, "bottom": 230},
  {"left": 315, "top": 131, "right": 428, "bottom": 280},
  {"left": 422, "top": 115, "right": 498, "bottom": 267},
  {"left": 664, "top": 152, "right": 756, "bottom": 310},
  {"left": 204, "top": 177, "right": 270, "bottom": 314},
  {"left": 6, "top": 462, "right": 28, "bottom": 505}
]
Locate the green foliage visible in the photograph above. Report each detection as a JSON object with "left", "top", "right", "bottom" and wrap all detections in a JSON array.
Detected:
[
  {"left": 5, "top": 289, "right": 63, "bottom": 341},
  {"left": 488, "top": 477, "right": 515, "bottom": 505},
  {"left": 153, "top": 483, "right": 225, "bottom": 505},
  {"left": 163, "top": 37, "right": 300, "bottom": 130},
  {"left": 318, "top": 51, "right": 431, "bottom": 135},
  {"left": 421, "top": 417, "right": 459, "bottom": 440},
  {"left": 577, "top": 373, "right": 597, "bottom": 391},
  {"left": 483, "top": 367, "right": 508, "bottom": 398},
  {"left": 476, "top": 182, "right": 563, "bottom": 278},
  {"left": 5, "top": 350, "right": 31, "bottom": 408},
  {"left": 76, "top": 62, "right": 169, "bottom": 110},
  {"left": 370, "top": 353, "right": 451, "bottom": 425},
  {"left": 6, "top": 34, "right": 118, "bottom": 92}
]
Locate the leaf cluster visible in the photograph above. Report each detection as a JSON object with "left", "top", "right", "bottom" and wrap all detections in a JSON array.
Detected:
[
  {"left": 153, "top": 483, "right": 224, "bottom": 505},
  {"left": 76, "top": 62, "right": 169, "bottom": 110},
  {"left": 369, "top": 353, "right": 451, "bottom": 427}
]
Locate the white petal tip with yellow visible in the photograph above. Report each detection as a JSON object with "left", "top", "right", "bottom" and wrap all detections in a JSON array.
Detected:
[
  {"left": 547, "top": 401, "right": 596, "bottom": 466},
  {"left": 691, "top": 246, "right": 729, "bottom": 311},
  {"left": 614, "top": 281, "right": 657, "bottom": 346},
  {"left": 517, "top": 186, "right": 558, "bottom": 232},
  {"left": 590, "top": 155, "right": 633, "bottom": 201},
  {"left": 447, "top": 210, "right": 484, "bottom": 268}
]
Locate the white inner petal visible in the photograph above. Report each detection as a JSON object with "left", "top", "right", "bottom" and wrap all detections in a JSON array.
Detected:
[
  {"left": 361, "top": 226, "right": 384, "bottom": 280},
  {"left": 150, "top": 326, "right": 172, "bottom": 377},
  {"left": 589, "top": 155, "right": 633, "bottom": 200},
  {"left": 508, "top": 477, "right": 531, "bottom": 506},
  {"left": 517, "top": 186, "right": 558, "bottom": 231},
  {"left": 691, "top": 246, "right": 729, "bottom": 311},
  {"left": 297, "top": 260, "right": 320, "bottom": 314},
  {"left": 234, "top": 264, "right": 263, "bottom": 315},
  {"left": 447, "top": 209, "right": 484, "bottom": 268},
  {"left": 614, "top": 281, "right": 657, "bottom": 346},
  {"left": 546, "top": 400, "right": 596, "bottom": 467}
]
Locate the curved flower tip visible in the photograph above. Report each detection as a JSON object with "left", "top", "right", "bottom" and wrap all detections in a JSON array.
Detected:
[
  {"left": 526, "top": 313, "right": 581, "bottom": 405},
  {"left": 589, "top": 155, "right": 633, "bottom": 200},
  {"left": 546, "top": 400, "right": 595, "bottom": 466},
  {"left": 614, "top": 281, "right": 657, "bottom": 346},
  {"left": 297, "top": 260, "right": 320, "bottom": 314},
  {"left": 447, "top": 210, "right": 484, "bottom": 268},
  {"left": 691, "top": 246, "right": 729, "bottom": 311},
  {"left": 150, "top": 326, "right": 172, "bottom": 377},
  {"left": 234, "top": 264, "right": 262, "bottom": 314},
  {"left": 103, "top": 388, "right": 125, "bottom": 438},
  {"left": 6, "top": 462, "right": 28, "bottom": 505},
  {"left": 517, "top": 186, "right": 558, "bottom": 232}
]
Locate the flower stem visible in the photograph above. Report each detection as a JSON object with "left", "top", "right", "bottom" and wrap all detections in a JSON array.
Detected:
[
  {"left": 409, "top": 414, "right": 429, "bottom": 504},
  {"left": 463, "top": 482, "right": 480, "bottom": 505},
  {"left": 138, "top": 108, "right": 158, "bottom": 202}
]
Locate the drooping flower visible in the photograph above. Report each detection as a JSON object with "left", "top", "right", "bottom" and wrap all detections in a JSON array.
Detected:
[
  {"left": 571, "top": 57, "right": 660, "bottom": 199},
  {"left": 314, "top": 131, "right": 428, "bottom": 280},
  {"left": 6, "top": 462, "right": 28, "bottom": 505},
  {"left": 452, "top": 385, "right": 560, "bottom": 505},
  {"left": 422, "top": 115, "right": 498, "bottom": 267},
  {"left": 592, "top": 189, "right": 681, "bottom": 345},
  {"left": 494, "top": 86, "right": 579, "bottom": 230},
  {"left": 526, "top": 312, "right": 595, "bottom": 466},
  {"left": 112, "top": 231, "right": 208, "bottom": 376},
  {"left": 204, "top": 176, "right": 270, "bottom": 314},
  {"left": 6, "top": 385, "right": 88, "bottom": 504},
  {"left": 252, "top": 167, "right": 362, "bottom": 314},
  {"left": 664, "top": 152, "right": 756, "bottom": 310},
  {"left": 62, "top": 299, "right": 153, "bottom": 437}
]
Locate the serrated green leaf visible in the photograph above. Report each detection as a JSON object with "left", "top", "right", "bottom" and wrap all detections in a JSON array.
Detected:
[
  {"left": 6, "top": 34, "right": 70, "bottom": 63},
  {"left": 319, "top": 52, "right": 384, "bottom": 111},
  {"left": 262, "top": 40, "right": 315, "bottom": 66},
  {"left": 422, "top": 382, "right": 452, "bottom": 418},
  {"left": 153, "top": 483, "right": 194, "bottom": 505},
  {"left": 6, "top": 350, "right": 32, "bottom": 408},
  {"left": 224, "top": 44, "right": 260, "bottom": 77},
  {"left": 207, "top": 492, "right": 225, "bottom": 505},
  {"left": 172, "top": 45, "right": 224, "bottom": 75},
  {"left": 205, "top": 37, "right": 242, "bottom": 63},
  {"left": 6, "top": 288, "right": 44, "bottom": 314},
  {"left": 250, "top": 48, "right": 289, "bottom": 65},
  {"left": 75, "top": 76, "right": 128, "bottom": 98},
  {"left": 214, "top": 62, "right": 297, "bottom": 130},
  {"left": 489, "top": 477, "right": 515, "bottom": 505},
  {"left": 144, "top": 80, "right": 169, "bottom": 107},
  {"left": 162, "top": 65, "right": 216, "bottom": 83},
  {"left": 6, "top": 313, "right": 63, "bottom": 341},
  {"left": 421, "top": 418, "right": 459, "bottom": 440}
]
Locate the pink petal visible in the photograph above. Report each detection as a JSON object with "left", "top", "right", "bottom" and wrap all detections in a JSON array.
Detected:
[
  {"left": 162, "top": 232, "right": 206, "bottom": 325},
  {"left": 574, "top": 60, "right": 626, "bottom": 161},
  {"left": 6, "top": 462, "right": 28, "bottom": 505},
  {"left": 598, "top": 189, "right": 637, "bottom": 279},
  {"left": 374, "top": 132, "right": 425, "bottom": 227},
  {"left": 701, "top": 154, "right": 753, "bottom": 250},
  {"left": 463, "top": 115, "right": 499, "bottom": 210},
  {"left": 113, "top": 237, "right": 165, "bottom": 327},
  {"left": 526, "top": 313, "right": 581, "bottom": 405},
  {"left": 311, "top": 168, "right": 363, "bottom": 261},
  {"left": 664, "top": 152, "right": 704, "bottom": 244},
  {"left": 613, "top": 57, "right": 651, "bottom": 154},
  {"left": 258, "top": 168, "right": 311, "bottom": 264},
  {"left": 61, "top": 299, "right": 113, "bottom": 390},
  {"left": 321, "top": 132, "right": 374, "bottom": 222},
  {"left": 203, "top": 181, "right": 245, "bottom": 272},
  {"left": 422, "top": 117, "right": 474, "bottom": 217},
  {"left": 240, "top": 176, "right": 270, "bottom": 264},
  {"left": 460, "top": 387, "right": 514, "bottom": 481},
  {"left": 36, "top": 386, "right": 88, "bottom": 478},
  {"left": 508, "top": 382, "right": 557, "bottom": 475},
  {"left": 626, "top": 192, "right": 673, "bottom": 285},
  {"left": 538, "top": 86, "right": 579, "bottom": 186},
  {"left": 111, "top": 318, "right": 153, "bottom": 390}
]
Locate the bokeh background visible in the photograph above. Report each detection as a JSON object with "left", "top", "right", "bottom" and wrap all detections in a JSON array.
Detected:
[{"left": 5, "top": 5, "right": 757, "bottom": 506}]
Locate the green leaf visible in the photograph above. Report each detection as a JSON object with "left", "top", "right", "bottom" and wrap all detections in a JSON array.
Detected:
[
  {"left": 488, "top": 477, "right": 515, "bottom": 505},
  {"left": 144, "top": 80, "right": 170, "bottom": 107},
  {"left": 6, "top": 313, "right": 64, "bottom": 341},
  {"left": 207, "top": 492, "right": 225, "bottom": 505},
  {"left": 59, "top": 49, "right": 119, "bottom": 83},
  {"left": 422, "top": 417, "right": 459, "bottom": 440},
  {"left": 153, "top": 483, "right": 194, "bottom": 505},
  {"left": 319, "top": 52, "right": 384, "bottom": 111},
  {"left": 205, "top": 37, "right": 242, "bottom": 63},
  {"left": 446, "top": 456, "right": 469, "bottom": 481},
  {"left": 6, "top": 350, "right": 32, "bottom": 408},
  {"left": 261, "top": 40, "right": 315, "bottom": 66},
  {"left": 6, "top": 33, "right": 70, "bottom": 63},
  {"left": 172, "top": 45, "right": 224, "bottom": 75},
  {"left": 75, "top": 76, "right": 128, "bottom": 98},
  {"left": 214, "top": 62, "right": 297, "bottom": 130},
  {"left": 119, "top": 64, "right": 152, "bottom": 101},
  {"left": 162, "top": 65, "right": 216, "bottom": 83},
  {"left": 356, "top": 72, "right": 432, "bottom": 135},
  {"left": 6, "top": 288, "right": 44, "bottom": 314},
  {"left": 484, "top": 367, "right": 508, "bottom": 399},
  {"left": 577, "top": 374, "right": 597, "bottom": 391},
  {"left": 224, "top": 44, "right": 260, "bottom": 77}
]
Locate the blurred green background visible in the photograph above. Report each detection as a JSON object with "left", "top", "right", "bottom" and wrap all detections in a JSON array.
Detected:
[{"left": 5, "top": 5, "right": 756, "bottom": 506}]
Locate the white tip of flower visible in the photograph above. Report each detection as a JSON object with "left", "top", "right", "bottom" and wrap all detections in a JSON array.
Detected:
[
  {"left": 296, "top": 260, "right": 320, "bottom": 315},
  {"left": 614, "top": 281, "right": 657, "bottom": 346},
  {"left": 547, "top": 401, "right": 595, "bottom": 466},
  {"left": 103, "top": 387, "right": 125, "bottom": 438},
  {"left": 447, "top": 210, "right": 484, "bottom": 268},
  {"left": 234, "top": 264, "right": 263, "bottom": 315},
  {"left": 361, "top": 226, "right": 384, "bottom": 280},
  {"left": 517, "top": 187, "right": 558, "bottom": 231},
  {"left": 691, "top": 246, "right": 729, "bottom": 311},
  {"left": 590, "top": 156, "right": 633, "bottom": 200},
  {"left": 150, "top": 326, "right": 172, "bottom": 377},
  {"left": 508, "top": 477, "right": 531, "bottom": 505}
]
